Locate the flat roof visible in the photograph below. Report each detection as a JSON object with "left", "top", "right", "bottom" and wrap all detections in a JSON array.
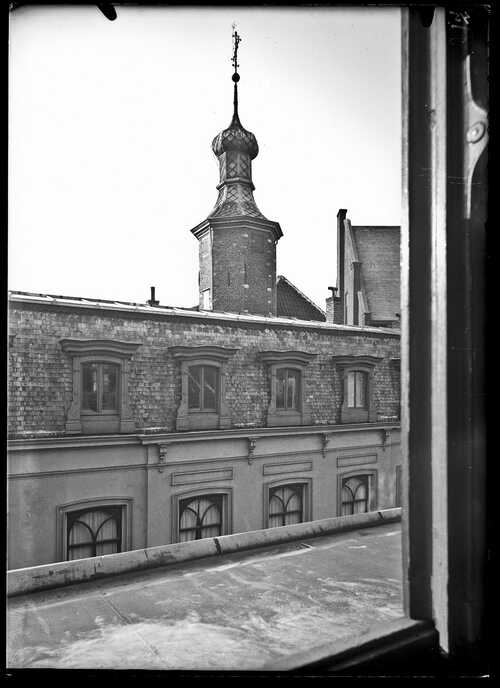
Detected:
[
  {"left": 8, "top": 290, "right": 400, "bottom": 337},
  {"left": 8, "top": 522, "right": 403, "bottom": 671}
]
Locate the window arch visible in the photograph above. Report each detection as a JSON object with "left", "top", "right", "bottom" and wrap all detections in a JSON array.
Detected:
[
  {"left": 57, "top": 497, "right": 133, "bottom": 562},
  {"left": 178, "top": 494, "right": 223, "bottom": 542},
  {"left": 67, "top": 506, "right": 122, "bottom": 560},
  {"left": 268, "top": 484, "right": 304, "bottom": 527},
  {"left": 337, "top": 470, "right": 377, "bottom": 517}
]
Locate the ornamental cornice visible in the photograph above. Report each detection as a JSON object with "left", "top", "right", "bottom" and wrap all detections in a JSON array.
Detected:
[
  {"left": 257, "top": 350, "right": 317, "bottom": 366},
  {"left": 59, "top": 338, "right": 142, "bottom": 358},
  {"left": 169, "top": 345, "right": 239, "bottom": 362},
  {"left": 332, "top": 355, "right": 383, "bottom": 369}
]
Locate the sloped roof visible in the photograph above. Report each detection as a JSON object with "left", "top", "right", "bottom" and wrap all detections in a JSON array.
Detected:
[
  {"left": 350, "top": 226, "right": 400, "bottom": 323},
  {"left": 276, "top": 275, "right": 326, "bottom": 322}
]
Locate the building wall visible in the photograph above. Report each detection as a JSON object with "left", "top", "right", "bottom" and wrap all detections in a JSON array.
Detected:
[
  {"left": 8, "top": 302, "right": 400, "bottom": 438},
  {"left": 8, "top": 426, "right": 401, "bottom": 569},
  {"left": 211, "top": 226, "right": 277, "bottom": 316},
  {"left": 8, "top": 298, "right": 400, "bottom": 569}
]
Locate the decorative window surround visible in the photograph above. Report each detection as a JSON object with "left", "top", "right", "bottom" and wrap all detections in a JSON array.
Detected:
[
  {"left": 169, "top": 345, "right": 238, "bottom": 431},
  {"left": 56, "top": 496, "right": 133, "bottom": 562},
  {"left": 332, "top": 355, "right": 382, "bottom": 424},
  {"left": 258, "top": 351, "right": 317, "bottom": 427},
  {"left": 263, "top": 477, "right": 312, "bottom": 529},
  {"left": 337, "top": 469, "right": 378, "bottom": 517},
  {"left": 60, "top": 339, "right": 141, "bottom": 434},
  {"left": 171, "top": 487, "right": 233, "bottom": 543}
]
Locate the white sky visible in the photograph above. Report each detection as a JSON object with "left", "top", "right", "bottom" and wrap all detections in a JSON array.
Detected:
[{"left": 9, "top": 5, "right": 401, "bottom": 310}]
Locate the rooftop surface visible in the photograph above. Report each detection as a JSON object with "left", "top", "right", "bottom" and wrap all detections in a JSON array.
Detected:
[
  {"left": 8, "top": 290, "right": 399, "bottom": 336},
  {"left": 8, "top": 522, "right": 403, "bottom": 671}
]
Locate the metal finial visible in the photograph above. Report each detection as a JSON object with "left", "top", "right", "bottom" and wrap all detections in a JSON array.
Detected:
[
  {"left": 230, "top": 25, "right": 242, "bottom": 124},
  {"left": 231, "top": 24, "right": 241, "bottom": 76}
]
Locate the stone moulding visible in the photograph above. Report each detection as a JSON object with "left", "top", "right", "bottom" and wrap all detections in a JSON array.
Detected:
[
  {"left": 169, "top": 345, "right": 239, "bottom": 431},
  {"left": 258, "top": 350, "right": 318, "bottom": 427},
  {"left": 331, "top": 355, "right": 383, "bottom": 424},
  {"left": 59, "top": 338, "right": 142, "bottom": 435}
]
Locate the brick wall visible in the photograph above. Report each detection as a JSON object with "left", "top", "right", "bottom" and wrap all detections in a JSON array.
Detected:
[
  {"left": 8, "top": 302, "right": 400, "bottom": 437},
  {"left": 211, "top": 226, "right": 276, "bottom": 316}
]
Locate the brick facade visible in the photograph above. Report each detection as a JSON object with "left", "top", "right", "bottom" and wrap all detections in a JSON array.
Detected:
[{"left": 8, "top": 298, "right": 400, "bottom": 438}]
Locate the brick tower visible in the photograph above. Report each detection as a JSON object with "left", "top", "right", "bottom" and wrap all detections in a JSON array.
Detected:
[{"left": 190, "top": 30, "right": 282, "bottom": 316}]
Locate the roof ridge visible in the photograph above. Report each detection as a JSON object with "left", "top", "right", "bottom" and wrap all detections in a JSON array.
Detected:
[{"left": 276, "top": 275, "right": 326, "bottom": 316}]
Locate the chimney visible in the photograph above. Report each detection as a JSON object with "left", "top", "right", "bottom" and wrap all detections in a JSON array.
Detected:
[
  {"left": 326, "top": 286, "right": 338, "bottom": 323},
  {"left": 147, "top": 286, "right": 159, "bottom": 306}
]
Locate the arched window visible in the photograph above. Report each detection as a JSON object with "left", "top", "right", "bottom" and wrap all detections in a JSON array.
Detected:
[
  {"left": 268, "top": 484, "right": 304, "bottom": 528},
  {"left": 178, "top": 494, "right": 223, "bottom": 542},
  {"left": 341, "top": 475, "right": 369, "bottom": 515},
  {"left": 66, "top": 506, "right": 122, "bottom": 560}
]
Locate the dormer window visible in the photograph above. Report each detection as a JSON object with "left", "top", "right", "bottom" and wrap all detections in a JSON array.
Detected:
[
  {"left": 169, "top": 345, "right": 238, "bottom": 430},
  {"left": 276, "top": 368, "right": 301, "bottom": 411},
  {"left": 346, "top": 370, "right": 367, "bottom": 409},
  {"left": 60, "top": 339, "right": 141, "bottom": 434},
  {"left": 258, "top": 351, "right": 317, "bottom": 427},
  {"left": 332, "top": 355, "right": 382, "bottom": 423},
  {"left": 188, "top": 364, "right": 219, "bottom": 412}
]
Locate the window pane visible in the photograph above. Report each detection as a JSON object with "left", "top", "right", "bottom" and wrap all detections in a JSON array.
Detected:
[
  {"left": 102, "top": 364, "right": 118, "bottom": 411},
  {"left": 342, "top": 476, "right": 369, "bottom": 515},
  {"left": 188, "top": 366, "right": 202, "bottom": 409},
  {"left": 276, "top": 369, "right": 286, "bottom": 409},
  {"left": 67, "top": 508, "right": 121, "bottom": 560},
  {"left": 82, "top": 363, "right": 98, "bottom": 411},
  {"left": 355, "top": 371, "right": 366, "bottom": 408},
  {"left": 286, "top": 369, "right": 300, "bottom": 410},
  {"left": 179, "top": 495, "right": 223, "bottom": 542},
  {"left": 269, "top": 485, "right": 304, "bottom": 528},
  {"left": 202, "top": 366, "right": 218, "bottom": 411},
  {"left": 347, "top": 371, "right": 355, "bottom": 407}
]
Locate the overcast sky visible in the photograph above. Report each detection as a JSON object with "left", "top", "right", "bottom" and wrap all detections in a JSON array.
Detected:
[{"left": 9, "top": 5, "right": 401, "bottom": 310}]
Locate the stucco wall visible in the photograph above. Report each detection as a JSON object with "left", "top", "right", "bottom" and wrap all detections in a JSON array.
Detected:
[{"left": 8, "top": 426, "right": 401, "bottom": 569}]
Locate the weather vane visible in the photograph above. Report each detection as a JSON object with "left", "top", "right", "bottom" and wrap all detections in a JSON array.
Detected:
[{"left": 231, "top": 24, "right": 241, "bottom": 79}]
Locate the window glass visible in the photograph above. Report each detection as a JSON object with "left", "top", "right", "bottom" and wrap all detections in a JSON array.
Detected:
[
  {"left": 202, "top": 365, "right": 218, "bottom": 411},
  {"left": 179, "top": 494, "right": 223, "bottom": 542},
  {"left": 269, "top": 484, "right": 304, "bottom": 527},
  {"left": 82, "top": 363, "right": 98, "bottom": 411},
  {"left": 341, "top": 476, "right": 369, "bottom": 515},
  {"left": 276, "top": 368, "right": 286, "bottom": 409},
  {"left": 102, "top": 364, "right": 118, "bottom": 411},
  {"left": 67, "top": 507, "right": 122, "bottom": 560},
  {"left": 276, "top": 368, "right": 301, "bottom": 410},
  {"left": 356, "top": 372, "right": 366, "bottom": 407},
  {"left": 188, "top": 365, "right": 202, "bottom": 409}
]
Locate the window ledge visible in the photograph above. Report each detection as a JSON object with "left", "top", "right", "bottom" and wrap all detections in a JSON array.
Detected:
[{"left": 260, "top": 617, "right": 437, "bottom": 672}]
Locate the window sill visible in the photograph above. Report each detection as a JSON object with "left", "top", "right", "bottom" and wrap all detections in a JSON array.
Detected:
[
  {"left": 176, "top": 411, "right": 230, "bottom": 431},
  {"left": 260, "top": 617, "right": 437, "bottom": 672}
]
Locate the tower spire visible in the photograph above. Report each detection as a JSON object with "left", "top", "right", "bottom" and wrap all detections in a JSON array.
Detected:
[{"left": 231, "top": 24, "right": 241, "bottom": 125}]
